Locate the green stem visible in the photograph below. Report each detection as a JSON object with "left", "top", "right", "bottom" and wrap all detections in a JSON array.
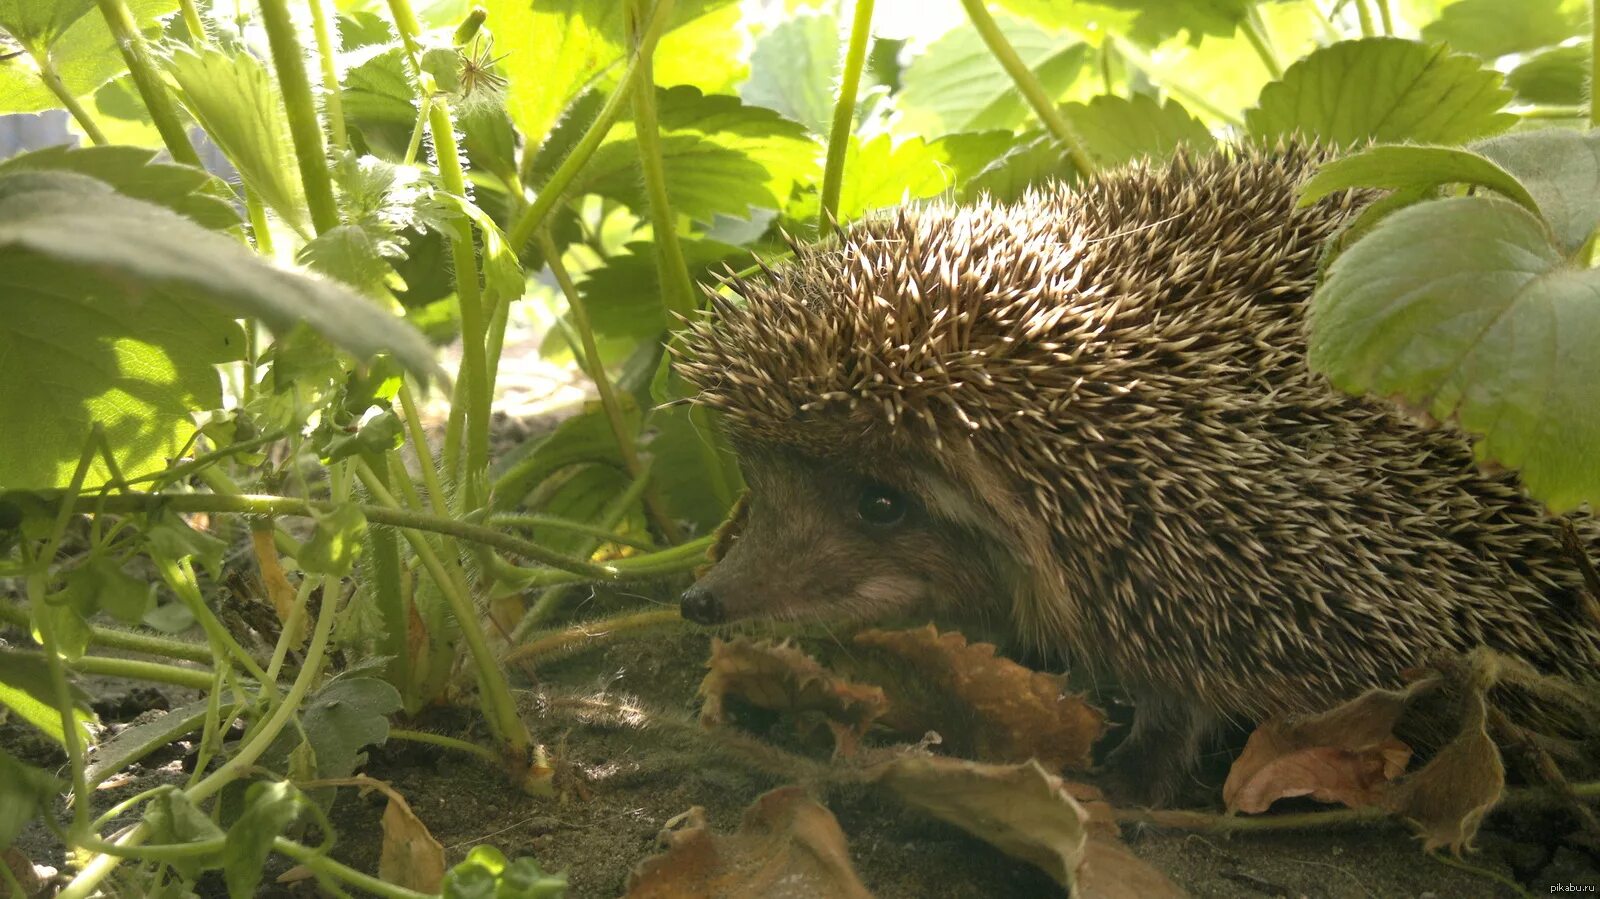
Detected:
[
  {"left": 263, "top": 573, "right": 316, "bottom": 685},
  {"left": 10, "top": 490, "right": 617, "bottom": 578},
  {"left": 26, "top": 574, "right": 92, "bottom": 835},
  {"left": 486, "top": 513, "right": 658, "bottom": 551},
  {"left": 1374, "top": 0, "right": 1394, "bottom": 35},
  {"left": 0, "top": 601, "right": 212, "bottom": 663},
  {"left": 627, "top": 0, "right": 693, "bottom": 320},
  {"left": 1521, "top": 104, "right": 1588, "bottom": 119},
  {"left": 1241, "top": 7, "right": 1283, "bottom": 80},
  {"left": 308, "top": 0, "right": 348, "bottom": 152},
  {"left": 387, "top": 727, "right": 500, "bottom": 763},
  {"left": 431, "top": 99, "right": 491, "bottom": 509},
  {"left": 538, "top": 230, "right": 682, "bottom": 544},
  {"left": 1592, "top": 0, "right": 1599, "bottom": 129},
  {"left": 273, "top": 838, "right": 434, "bottom": 899},
  {"left": 67, "top": 653, "right": 216, "bottom": 690},
  {"left": 258, "top": 0, "right": 340, "bottom": 233},
  {"left": 398, "top": 381, "right": 451, "bottom": 516},
  {"left": 353, "top": 459, "right": 534, "bottom": 758},
  {"left": 96, "top": 0, "right": 202, "bottom": 166},
  {"left": 1353, "top": 0, "right": 1376, "bottom": 37},
  {"left": 363, "top": 459, "right": 410, "bottom": 691},
  {"left": 155, "top": 556, "right": 271, "bottom": 684},
  {"left": 507, "top": 0, "right": 680, "bottom": 254},
  {"left": 403, "top": 93, "right": 433, "bottom": 166},
  {"left": 33, "top": 50, "right": 108, "bottom": 144},
  {"left": 244, "top": 188, "right": 276, "bottom": 256},
  {"left": 957, "top": 0, "right": 1093, "bottom": 179},
  {"left": 512, "top": 534, "right": 712, "bottom": 589},
  {"left": 176, "top": 0, "right": 206, "bottom": 43},
  {"left": 819, "top": 0, "right": 874, "bottom": 235}
]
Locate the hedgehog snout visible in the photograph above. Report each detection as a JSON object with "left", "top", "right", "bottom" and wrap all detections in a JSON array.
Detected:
[{"left": 680, "top": 583, "right": 725, "bottom": 624}]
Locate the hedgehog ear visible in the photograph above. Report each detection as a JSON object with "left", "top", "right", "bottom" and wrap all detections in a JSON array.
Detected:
[{"left": 915, "top": 445, "right": 1079, "bottom": 648}]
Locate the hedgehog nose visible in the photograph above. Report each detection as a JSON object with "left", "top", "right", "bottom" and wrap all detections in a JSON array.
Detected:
[{"left": 680, "top": 583, "right": 725, "bottom": 624}]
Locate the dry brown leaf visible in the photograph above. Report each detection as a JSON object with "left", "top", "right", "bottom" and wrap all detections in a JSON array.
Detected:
[
  {"left": 377, "top": 788, "right": 446, "bottom": 892},
  {"left": 698, "top": 638, "right": 888, "bottom": 756},
  {"left": 1385, "top": 691, "right": 1505, "bottom": 854},
  {"left": 625, "top": 786, "right": 873, "bottom": 899},
  {"left": 852, "top": 625, "right": 1106, "bottom": 771},
  {"left": 298, "top": 775, "right": 445, "bottom": 892},
  {"left": 1222, "top": 682, "right": 1428, "bottom": 814},
  {"left": 1, "top": 847, "right": 43, "bottom": 899},
  {"left": 1077, "top": 836, "right": 1188, "bottom": 899},
  {"left": 250, "top": 524, "right": 304, "bottom": 646}
]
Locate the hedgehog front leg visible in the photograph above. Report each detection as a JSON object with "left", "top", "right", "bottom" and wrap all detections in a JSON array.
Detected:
[{"left": 1103, "top": 689, "right": 1220, "bottom": 807}]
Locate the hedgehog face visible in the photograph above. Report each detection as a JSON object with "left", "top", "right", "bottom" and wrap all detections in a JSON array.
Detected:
[{"left": 680, "top": 448, "right": 1003, "bottom": 627}]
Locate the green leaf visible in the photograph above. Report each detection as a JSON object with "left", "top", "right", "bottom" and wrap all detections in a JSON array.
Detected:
[
  {"left": 86, "top": 699, "right": 212, "bottom": 786},
  {"left": 1061, "top": 93, "right": 1213, "bottom": 167},
  {"left": 1507, "top": 43, "right": 1588, "bottom": 106},
  {"left": 571, "top": 87, "right": 820, "bottom": 222},
  {"left": 144, "top": 789, "right": 227, "bottom": 879},
  {"left": 484, "top": 0, "right": 739, "bottom": 153},
  {"left": 0, "top": 748, "right": 60, "bottom": 849},
  {"left": 224, "top": 781, "right": 305, "bottom": 899},
  {"left": 740, "top": 10, "right": 840, "bottom": 135},
  {"left": 0, "top": 648, "right": 94, "bottom": 748},
  {"left": 295, "top": 676, "right": 401, "bottom": 779},
  {"left": 1297, "top": 144, "right": 1539, "bottom": 214},
  {"left": 571, "top": 238, "right": 748, "bottom": 344},
  {"left": 831, "top": 133, "right": 959, "bottom": 220},
  {"left": 962, "top": 133, "right": 1073, "bottom": 203},
  {"left": 0, "top": 145, "right": 240, "bottom": 232},
  {"left": 34, "top": 586, "right": 92, "bottom": 661},
  {"left": 1063, "top": 0, "right": 1256, "bottom": 45},
  {"left": 898, "top": 15, "right": 1089, "bottom": 138},
  {"left": 444, "top": 846, "right": 567, "bottom": 899},
  {"left": 1308, "top": 196, "right": 1600, "bottom": 513},
  {"left": 0, "top": 174, "right": 441, "bottom": 444},
  {"left": 1420, "top": 0, "right": 1587, "bottom": 59},
  {"left": 298, "top": 504, "right": 368, "bottom": 578},
  {"left": 146, "top": 512, "right": 228, "bottom": 578},
  {"left": 299, "top": 224, "right": 400, "bottom": 297},
  {"left": 341, "top": 45, "right": 419, "bottom": 156},
  {"left": 1472, "top": 128, "right": 1600, "bottom": 256},
  {"left": 0, "top": 174, "right": 242, "bottom": 489},
  {"left": 77, "top": 556, "right": 155, "bottom": 623},
  {"left": 1246, "top": 38, "right": 1515, "bottom": 147},
  {"left": 0, "top": 0, "right": 174, "bottom": 114},
  {"left": 490, "top": 399, "right": 640, "bottom": 511},
  {"left": 167, "top": 45, "right": 309, "bottom": 232}
]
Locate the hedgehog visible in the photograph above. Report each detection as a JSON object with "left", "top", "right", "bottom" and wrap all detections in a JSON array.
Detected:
[{"left": 670, "top": 142, "right": 1600, "bottom": 803}]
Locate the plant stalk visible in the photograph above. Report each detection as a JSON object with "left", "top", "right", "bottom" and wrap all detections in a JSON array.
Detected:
[
  {"left": 957, "top": 0, "right": 1093, "bottom": 179},
  {"left": 308, "top": 0, "right": 348, "bottom": 152},
  {"left": 1353, "top": 0, "right": 1376, "bottom": 37},
  {"left": 33, "top": 51, "right": 108, "bottom": 144},
  {"left": 627, "top": 0, "right": 693, "bottom": 321},
  {"left": 538, "top": 230, "right": 682, "bottom": 544},
  {"left": 819, "top": 0, "right": 875, "bottom": 234},
  {"left": 507, "top": 0, "right": 680, "bottom": 253},
  {"left": 0, "top": 601, "right": 212, "bottom": 663},
  {"left": 257, "top": 0, "right": 340, "bottom": 233},
  {"left": 96, "top": 0, "right": 203, "bottom": 166},
  {"left": 1241, "top": 7, "right": 1283, "bottom": 80}
]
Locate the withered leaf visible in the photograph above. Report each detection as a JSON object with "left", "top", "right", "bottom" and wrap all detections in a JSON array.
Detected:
[
  {"left": 626, "top": 786, "right": 873, "bottom": 899},
  {"left": 852, "top": 625, "right": 1105, "bottom": 771},
  {"left": 1223, "top": 682, "right": 1427, "bottom": 814},
  {"left": 698, "top": 637, "right": 888, "bottom": 756},
  {"left": 1385, "top": 691, "right": 1504, "bottom": 854}
]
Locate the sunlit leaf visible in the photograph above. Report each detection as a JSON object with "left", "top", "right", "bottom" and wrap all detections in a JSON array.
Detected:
[
  {"left": 1420, "top": 0, "right": 1587, "bottom": 59},
  {"left": 0, "top": 649, "right": 94, "bottom": 748},
  {"left": 0, "top": 0, "right": 174, "bottom": 114},
  {"left": 0, "top": 144, "right": 239, "bottom": 231},
  {"left": 1247, "top": 38, "right": 1515, "bottom": 146},
  {"left": 740, "top": 10, "right": 839, "bottom": 134},
  {"left": 1061, "top": 93, "right": 1213, "bottom": 166},
  {"left": 1309, "top": 196, "right": 1600, "bottom": 512},
  {"left": 898, "top": 15, "right": 1089, "bottom": 138},
  {"left": 1507, "top": 43, "right": 1587, "bottom": 107},
  {"left": 1298, "top": 144, "right": 1539, "bottom": 214}
]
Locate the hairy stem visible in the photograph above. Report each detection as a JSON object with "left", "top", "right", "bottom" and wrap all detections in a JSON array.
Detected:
[
  {"left": 819, "top": 0, "right": 875, "bottom": 234},
  {"left": 538, "top": 229, "right": 682, "bottom": 543},
  {"left": 507, "top": 0, "right": 679, "bottom": 253},
  {"left": 308, "top": 0, "right": 348, "bottom": 152},
  {"left": 0, "top": 601, "right": 211, "bottom": 663},
  {"left": 33, "top": 51, "right": 107, "bottom": 145},
  {"left": 958, "top": 0, "right": 1093, "bottom": 179},
  {"left": 96, "top": 0, "right": 202, "bottom": 166},
  {"left": 257, "top": 0, "right": 339, "bottom": 233}
]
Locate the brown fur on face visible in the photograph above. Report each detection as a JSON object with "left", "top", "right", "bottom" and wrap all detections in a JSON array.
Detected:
[{"left": 684, "top": 446, "right": 1013, "bottom": 631}]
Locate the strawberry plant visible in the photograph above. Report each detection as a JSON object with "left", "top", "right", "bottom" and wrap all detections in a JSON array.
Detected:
[{"left": 0, "top": 0, "right": 1595, "bottom": 895}]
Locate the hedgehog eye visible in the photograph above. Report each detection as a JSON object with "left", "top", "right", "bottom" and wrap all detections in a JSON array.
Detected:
[{"left": 857, "top": 483, "right": 907, "bottom": 527}]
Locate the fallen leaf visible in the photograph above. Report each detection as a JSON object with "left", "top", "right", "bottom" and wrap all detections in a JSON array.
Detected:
[
  {"left": 1, "top": 847, "right": 43, "bottom": 899},
  {"left": 1223, "top": 681, "right": 1430, "bottom": 813},
  {"left": 298, "top": 775, "right": 445, "bottom": 892},
  {"left": 851, "top": 625, "right": 1106, "bottom": 771},
  {"left": 698, "top": 638, "right": 888, "bottom": 756},
  {"left": 1385, "top": 689, "right": 1504, "bottom": 854},
  {"left": 626, "top": 786, "right": 873, "bottom": 898}
]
